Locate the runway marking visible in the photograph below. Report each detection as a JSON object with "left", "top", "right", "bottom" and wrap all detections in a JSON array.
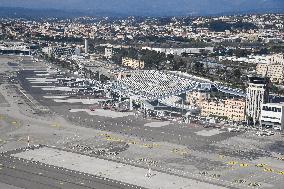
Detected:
[
  {"left": 106, "top": 137, "right": 124, "bottom": 142},
  {"left": 240, "top": 163, "right": 249, "bottom": 167},
  {"left": 219, "top": 155, "right": 225, "bottom": 159},
  {"left": 255, "top": 164, "right": 267, "bottom": 168},
  {"left": 128, "top": 141, "right": 137, "bottom": 145},
  {"left": 51, "top": 123, "right": 60, "bottom": 128},
  {"left": 171, "top": 148, "right": 190, "bottom": 156},
  {"left": 227, "top": 161, "right": 238, "bottom": 165},
  {"left": 263, "top": 168, "right": 274, "bottom": 172},
  {"left": 17, "top": 138, "right": 24, "bottom": 142}
]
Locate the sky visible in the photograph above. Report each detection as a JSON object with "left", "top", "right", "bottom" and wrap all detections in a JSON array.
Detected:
[{"left": 0, "top": 0, "right": 283, "bottom": 16}]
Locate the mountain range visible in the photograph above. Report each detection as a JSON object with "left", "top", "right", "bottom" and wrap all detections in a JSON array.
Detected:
[{"left": 0, "top": 0, "right": 283, "bottom": 17}]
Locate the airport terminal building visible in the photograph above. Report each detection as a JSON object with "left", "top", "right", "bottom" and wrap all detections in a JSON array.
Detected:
[{"left": 260, "top": 103, "right": 284, "bottom": 131}]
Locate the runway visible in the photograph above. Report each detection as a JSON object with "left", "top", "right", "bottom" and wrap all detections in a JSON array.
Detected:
[{"left": 0, "top": 151, "right": 143, "bottom": 189}]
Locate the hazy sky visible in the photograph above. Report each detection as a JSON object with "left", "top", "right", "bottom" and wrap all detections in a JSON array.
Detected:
[{"left": 1, "top": 0, "right": 283, "bottom": 15}]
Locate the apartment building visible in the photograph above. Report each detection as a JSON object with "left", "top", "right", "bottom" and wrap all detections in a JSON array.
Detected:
[
  {"left": 256, "top": 63, "right": 284, "bottom": 83},
  {"left": 269, "top": 53, "right": 284, "bottom": 65},
  {"left": 186, "top": 90, "right": 210, "bottom": 105},
  {"left": 200, "top": 99, "right": 245, "bottom": 121},
  {"left": 104, "top": 47, "right": 113, "bottom": 59},
  {"left": 122, "top": 57, "right": 145, "bottom": 69}
]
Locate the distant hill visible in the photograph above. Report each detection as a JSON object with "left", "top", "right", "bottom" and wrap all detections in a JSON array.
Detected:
[
  {"left": 0, "top": 0, "right": 283, "bottom": 19},
  {"left": 0, "top": 7, "right": 82, "bottom": 19},
  {"left": 0, "top": 7, "right": 134, "bottom": 19},
  {"left": 1, "top": 0, "right": 284, "bottom": 17}
]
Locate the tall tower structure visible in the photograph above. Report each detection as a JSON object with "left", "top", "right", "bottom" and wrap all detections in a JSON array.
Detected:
[
  {"left": 246, "top": 76, "right": 269, "bottom": 125},
  {"left": 84, "top": 38, "right": 88, "bottom": 54}
]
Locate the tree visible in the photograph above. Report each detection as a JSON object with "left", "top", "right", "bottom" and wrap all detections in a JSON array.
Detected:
[
  {"left": 258, "top": 48, "right": 269, "bottom": 55},
  {"left": 140, "top": 50, "right": 167, "bottom": 70},
  {"left": 233, "top": 68, "right": 241, "bottom": 81},
  {"left": 127, "top": 48, "right": 139, "bottom": 59},
  {"left": 193, "top": 62, "right": 204, "bottom": 75},
  {"left": 235, "top": 48, "right": 248, "bottom": 58},
  {"left": 173, "top": 59, "right": 185, "bottom": 71}
]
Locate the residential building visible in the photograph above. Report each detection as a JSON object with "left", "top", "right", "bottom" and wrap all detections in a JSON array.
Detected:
[
  {"left": 219, "top": 54, "right": 284, "bottom": 65},
  {"left": 256, "top": 63, "right": 284, "bottom": 83},
  {"left": 246, "top": 76, "right": 269, "bottom": 125},
  {"left": 260, "top": 103, "right": 284, "bottom": 131},
  {"left": 200, "top": 99, "right": 245, "bottom": 121},
  {"left": 269, "top": 53, "right": 284, "bottom": 65},
  {"left": 104, "top": 47, "right": 113, "bottom": 59},
  {"left": 122, "top": 57, "right": 145, "bottom": 69},
  {"left": 186, "top": 90, "right": 210, "bottom": 105}
]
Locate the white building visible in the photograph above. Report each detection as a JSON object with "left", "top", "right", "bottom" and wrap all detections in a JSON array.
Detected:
[
  {"left": 269, "top": 54, "right": 284, "bottom": 65},
  {"left": 84, "top": 39, "right": 88, "bottom": 54},
  {"left": 42, "top": 46, "right": 80, "bottom": 57},
  {"left": 256, "top": 64, "right": 284, "bottom": 83},
  {"left": 104, "top": 47, "right": 113, "bottom": 59},
  {"left": 260, "top": 103, "right": 284, "bottom": 131},
  {"left": 142, "top": 47, "right": 214, "bottom": 55},
  {"left": 122, "top": 57, "right": 144, "bottom": 69},
  {"left": 246, "top": 76, "right": 269, "bottom": 125},
  {"left": 218, "top": 54, "right": 284, "bottom": 65},
  {"left": 0, "top": 41, "right": 31, "bottom": 55}
]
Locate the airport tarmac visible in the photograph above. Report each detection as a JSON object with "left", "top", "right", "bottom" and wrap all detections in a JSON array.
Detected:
[
  {"left": 1, "top": 147, "right": 142, "bottom": 189},
  {"left": 0, "top": 56, "right": 283, "bottom": 189}
]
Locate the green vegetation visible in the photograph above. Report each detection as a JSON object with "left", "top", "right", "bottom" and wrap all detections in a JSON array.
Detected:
[
  {"left": 110, "top": 47, "right": 248, "bottom": 89},
  {"left": 206, "top": 21, "right": 257, "bottom": 32},
  {"left": 35, "top": 34, "right": 83, "bottom": 43},
  {"left": 268, "top": 45, "right": 284, "bottom": 54},
  {"left": 112, "top": 47, "right": 138, "bottom": 64},
  {"left": 140, "top": 49, "right": 167, "bottom": 69},
  {"left": 270, "top": 85, "right": 284, "bottom": 95}
]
